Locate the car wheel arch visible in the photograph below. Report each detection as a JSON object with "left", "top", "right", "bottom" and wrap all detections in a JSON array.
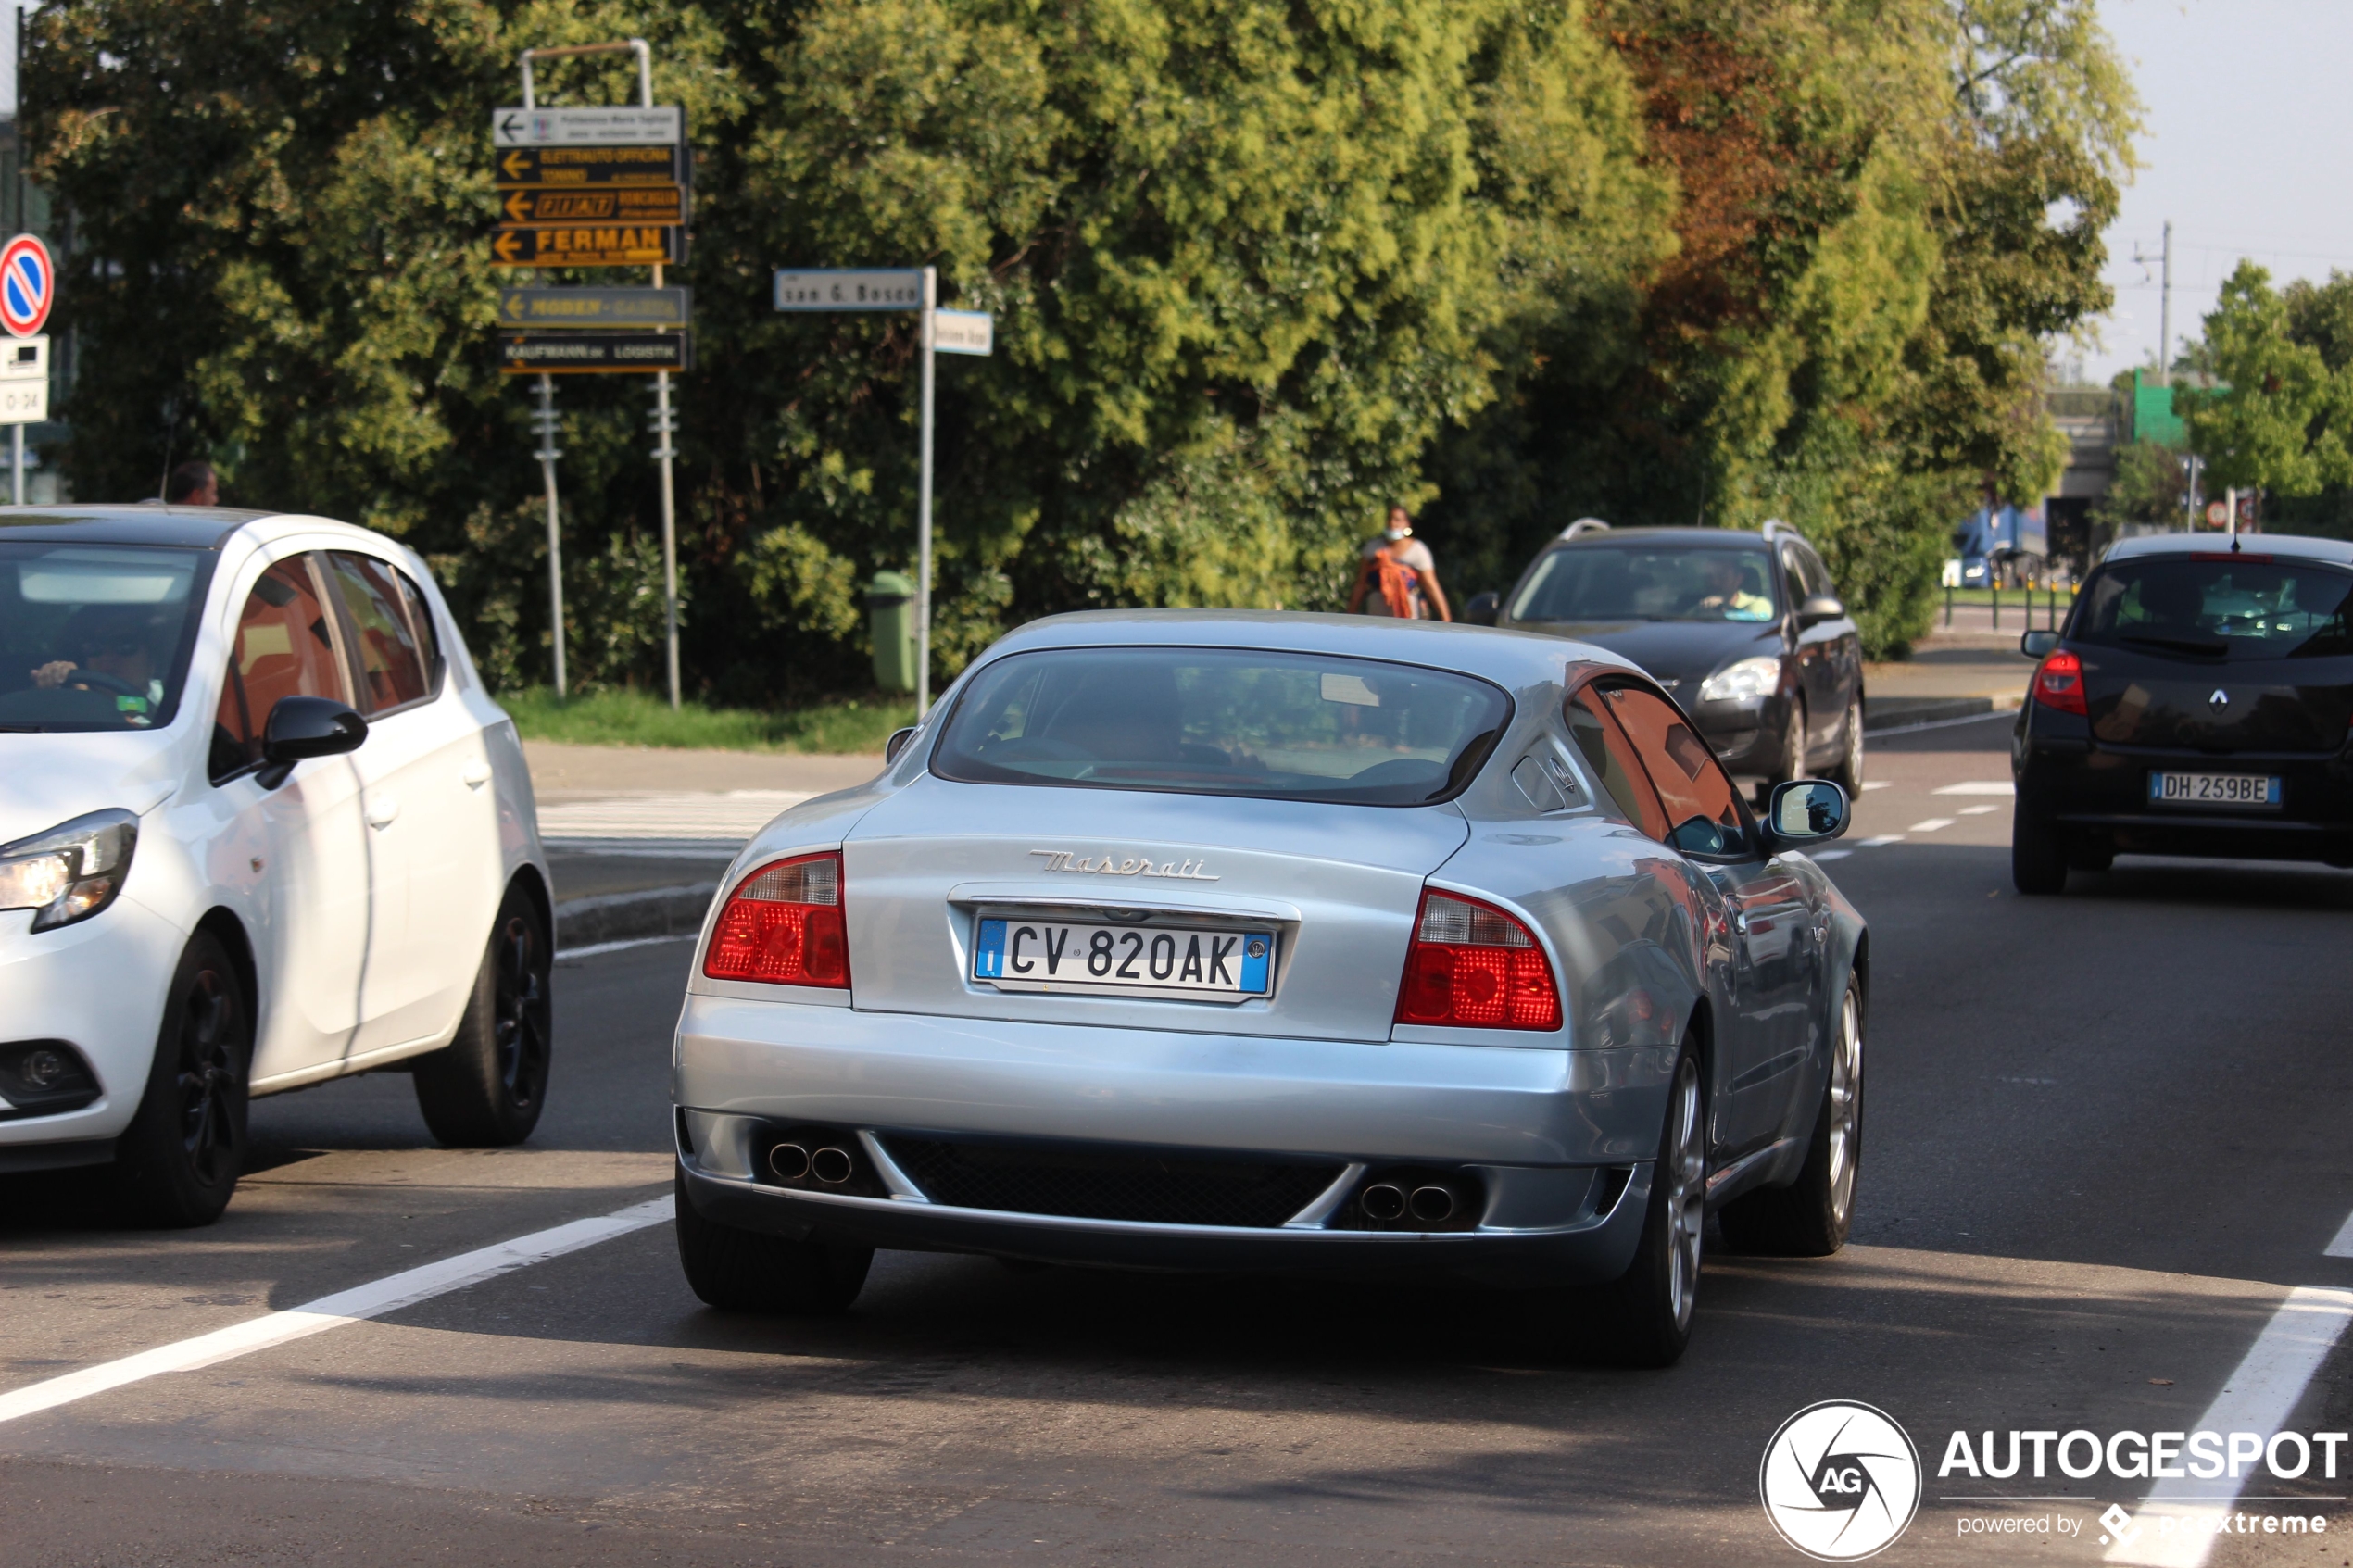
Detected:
[
  {"left": 193, "top": 907, "right": 260, "bottom": 1035},
  {"left": 504, "top": 862, "right": 555, "bottom": 958}
]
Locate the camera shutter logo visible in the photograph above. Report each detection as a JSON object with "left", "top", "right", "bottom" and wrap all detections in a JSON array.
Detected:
[{"left": 1758, "top": 1400, "right": 1921, "bottom": 1561}]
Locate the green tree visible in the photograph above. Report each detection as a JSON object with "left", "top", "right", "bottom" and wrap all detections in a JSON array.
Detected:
[{"left": 2183, "top": 262, "right": 2353, "bottom": 498}]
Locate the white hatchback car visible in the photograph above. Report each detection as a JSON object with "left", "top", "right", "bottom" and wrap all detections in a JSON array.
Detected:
[{"left": 0, "top": 506, "right": 551, "bottom": 1224}]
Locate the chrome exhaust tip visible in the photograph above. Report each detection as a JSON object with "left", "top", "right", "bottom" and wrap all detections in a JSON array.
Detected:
[
  {"left": 1408, "top": 1185, "right": 1456, "bottom": 1224},
  {"left": 1359, "top": 1182, "right": 1407, "bottom": 1221},
  {"left": 811, "top": 1145, "right": 856, "bottom": 1185},
  {"left": 768, "top": 1143, "right": 812, "bottom": 1182}
]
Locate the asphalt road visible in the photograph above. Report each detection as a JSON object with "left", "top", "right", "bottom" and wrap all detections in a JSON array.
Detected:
[{"left": 6, "top": 714, "right": 2353, "bottom": 1567}]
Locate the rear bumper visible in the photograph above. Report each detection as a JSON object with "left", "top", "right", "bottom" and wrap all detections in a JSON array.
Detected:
[
  {"left": 677, "top": 1155, "right": 1651, "bottom": 1286},
  {"left": 673, "top": 994, "right": 1677, "bottom": 1284},
  {"left": 2017, "top": 720, "right": 2353, "bottom": 863}
]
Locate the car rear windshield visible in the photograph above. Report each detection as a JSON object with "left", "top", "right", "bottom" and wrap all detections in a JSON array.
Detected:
[
  {"left": 1511, "top": 546, "right": 1779, "bottom": 623},
  {"left": 932, "top": 646, "right": 1514, "bottom": 806},
  {"left": 2073, "top": 556, "right": 2353, "bottom": 660},
  {"left": 0, "top": 543, "right": 211, "bottom": 731}
]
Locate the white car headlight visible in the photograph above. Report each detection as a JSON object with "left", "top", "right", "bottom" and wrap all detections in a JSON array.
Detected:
[
  {"left": 1698, "top": 656, "right": 1783, "bottom": 707},
  {"left": 0, "top": 809, "right": 140, "bottom": 930}
]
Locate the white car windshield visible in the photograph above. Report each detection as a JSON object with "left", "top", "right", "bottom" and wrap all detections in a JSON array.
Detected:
[
  {"left": 933, "top": 646, "right": 1513, "bottom": 806},
  {"left": 1512, "top": 546, "right": 1779, "bottom": 623},
  {"left": 0, "top": 543, "right": 209, "bottom": 731}
]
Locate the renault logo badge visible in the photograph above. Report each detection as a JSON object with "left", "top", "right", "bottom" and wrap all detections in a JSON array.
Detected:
[{"left": 2209, "top": 689, "right": 2230, "bottom": 711}]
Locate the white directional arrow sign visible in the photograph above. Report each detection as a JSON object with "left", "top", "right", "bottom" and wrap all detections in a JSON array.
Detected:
[{"left": 492, "top": 106, "right": 681, "bottom": 147}]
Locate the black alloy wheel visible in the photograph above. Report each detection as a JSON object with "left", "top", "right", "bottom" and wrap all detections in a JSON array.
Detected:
[
  {"left": 113, "top": 931, "right": 252, "bottom": 1227},
  {"left": 1828, "top": 696, "right": 1865, "bottom": 795},
  {"left": 414, "top": 884, "right": 552, "bottom": 1147}
]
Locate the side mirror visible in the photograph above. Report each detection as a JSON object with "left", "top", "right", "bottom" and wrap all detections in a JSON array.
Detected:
[
  {"left": 2020, "top": 629, "right": 2060, "bottom": 659},
  {"left": 1763, "top": 779, "right": 1849, "bottom": 849},
  {"left": 1797, "top": 595, "right": 1845, "bottom": 626},
  {"left": 884, "top": 725, "right": 919, "bottom": 764},
  {"left": 257, "top": 696, "right": 368, "bottom": 788},
  {"left": 1464, "top": 591, "right": 1500, "bottom": 627}
]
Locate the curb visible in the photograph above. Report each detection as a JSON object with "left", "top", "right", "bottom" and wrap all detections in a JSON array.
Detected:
[
  {"left": 1863, "top": 695, "right": 2019, "bottom": 734},
  {"left": 553, "top": 884, "right": 719, "bottom": 948}
]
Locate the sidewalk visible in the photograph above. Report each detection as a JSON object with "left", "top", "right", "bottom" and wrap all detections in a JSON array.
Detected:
[{"left": 1865, "top": 629, "right": 2038, "bottom": 732}]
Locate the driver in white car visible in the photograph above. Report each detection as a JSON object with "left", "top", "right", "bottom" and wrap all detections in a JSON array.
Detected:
[{"left": 28, "top": 605, "right": 171, "bottom": 720}]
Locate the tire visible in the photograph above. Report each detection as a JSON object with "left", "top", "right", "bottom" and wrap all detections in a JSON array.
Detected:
[
  {"left": 1759, "top": 698, "right": 1807, "bottom": 806},
  {"left": 674, "top": 1171, "right": 873, "bottom": 1312},
  {"left": 1719, "top": 974, "right": 1863, "bottom": 1257},
  {"left": 2011, "top": 809, "right": 2070, "bottom": 895},
  {"left": 413, "top": 884, "right": 552, "bottom": 1147},
  {"left": 112, "top": 931, "right": 252, "bottom": 1228},
  {"left": 1826, "top": 696, "right": 1865, "bottom": 796},
  {"left": 1591, "top": 1041, "right": 1707, "bottom": 1368}
]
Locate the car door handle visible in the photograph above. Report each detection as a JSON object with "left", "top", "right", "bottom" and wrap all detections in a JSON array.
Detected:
[
  {"left": 365, "top": 794, "right": 401, "bottom": 829},
  {"left": 461, "top": 761, "right": 492, "bottom": 789}
]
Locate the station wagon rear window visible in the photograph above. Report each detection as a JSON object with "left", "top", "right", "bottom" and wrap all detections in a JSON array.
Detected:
[{"left": 933, "top": 647, "right": 1512, "bottom": 806}]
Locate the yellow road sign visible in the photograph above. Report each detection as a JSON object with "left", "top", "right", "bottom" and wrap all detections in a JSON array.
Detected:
[
  {"left": 490, "top": 225, "right": 684, "bottom": 268},
  {"left": 500, "top": 186, "right": 685, "bottom": 226},
  {"left": 495, "top": 144, "right": 687, "bottom": 189}
]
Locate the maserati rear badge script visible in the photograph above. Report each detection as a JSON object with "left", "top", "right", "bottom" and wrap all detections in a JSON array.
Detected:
[{"left": 1030, "top": 849, "right": 1220, "bottom": 881}]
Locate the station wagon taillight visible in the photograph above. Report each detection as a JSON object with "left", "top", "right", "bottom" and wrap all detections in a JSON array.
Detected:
[
  {"left": 1396, "top": 890, "right": 1561, "bottom": 1031},
  {"left": 703, "top": 852, "right": 849, "bottom": 987},
  {"left": 2033, "top": 648, "right": 2088, "bottom": 717}
]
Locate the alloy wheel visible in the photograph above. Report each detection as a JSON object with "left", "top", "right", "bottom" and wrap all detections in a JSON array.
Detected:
[
  {"left": 1842, "top": 700, "right": 1864, "bottom": 788},
  {"left": 1665, "top": 1056, "right": 1706, "bottom": 1330},
  {"left": 493, "top": 913, "right": 551, "bottom": 1110},
  {"left": 173, "top": 964, "right": 242, "bottom": 1188},
  {"left": 1826, "top": 988, "right": 1862, "bottom": 1225}
]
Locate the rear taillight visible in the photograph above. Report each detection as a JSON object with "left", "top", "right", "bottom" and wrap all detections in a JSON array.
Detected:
[
  {"left": 1395, "top": 890, "right": 1562, "bottom": 1031},
  {"left": 703, "top": 852, "right": 849, "bottom": 987},
  {"left": 2033, "top": 649, "right": 2087, "bottom": 716}
]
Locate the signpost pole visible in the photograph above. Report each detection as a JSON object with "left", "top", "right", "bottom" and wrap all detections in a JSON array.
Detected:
[
  {"left": 917, "top": 265, "right": 936, "bottom": 717},
  {"left": 535, "top": 372, "right": 567, "bottom": 700},
  {"left": 10, "top": 425, "right": 19, "bottom": 507}
]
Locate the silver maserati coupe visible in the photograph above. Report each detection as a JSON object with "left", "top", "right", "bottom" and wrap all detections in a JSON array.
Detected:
[{"left": 670, "top": 610, "right": 1866, "bottom": 1365}]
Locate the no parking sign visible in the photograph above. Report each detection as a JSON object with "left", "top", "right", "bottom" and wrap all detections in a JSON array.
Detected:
[{"left": 0, "top": 235, "right": 54, "bottom": 338}]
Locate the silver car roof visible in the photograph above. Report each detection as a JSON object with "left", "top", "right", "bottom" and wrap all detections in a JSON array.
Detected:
[
  {"left": 972, "top": 609, "right": 1646, "bottom": 691},
  {"left": 2104, "top": 532, "right": 2353, "bottom": 567}
]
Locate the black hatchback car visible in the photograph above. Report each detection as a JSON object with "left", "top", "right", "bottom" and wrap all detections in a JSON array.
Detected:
[
  {"left": 1473, "top": 522, "right": 1864, "bottom": 792},
  {"left": 2012, "top": 533, "right": 2353, "bottom": 892}
]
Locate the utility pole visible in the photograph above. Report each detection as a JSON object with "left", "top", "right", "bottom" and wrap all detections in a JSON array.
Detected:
[
  {"left": 916, "top": 264, "right": 936, "bottom": 717},
  {"left": 2134, "top": 221, "right": 2175, "bottom": 384},
  {"left": 532, "top": 374, "right": 566, "bottom": 698}
]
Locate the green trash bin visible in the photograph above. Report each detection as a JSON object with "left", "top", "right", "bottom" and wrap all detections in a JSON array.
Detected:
[{"left": 867, "top": 571, "right": 917, "bottom": 694}]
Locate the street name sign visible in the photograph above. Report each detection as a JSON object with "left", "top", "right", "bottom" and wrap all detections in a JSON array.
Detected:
[
  {"left": 934, "top": 308, "right": 994, "bottom": 356},
  {"left": 500, "top": 186, "right": 686, "bottom": 226},
  {"left": 774, "top": 269, "right": 924, "bottom": 311},
  {"left": 492, "top": 106, "right": 681, "bottom": 146},
  {"left": 495, "top": 144, "right": 686, "bottom": 188},
  {"left": 499, "top": 332, "right": 693, "bottom": 374},
  {"left": 498, "top": 287, "right": 690, "bottom": 328},
  {"left": 0, "top": 334, "right": 46, "bottom": 424},
  {"left": 492, "top": 224, "right": 683, "bottom": 268}
]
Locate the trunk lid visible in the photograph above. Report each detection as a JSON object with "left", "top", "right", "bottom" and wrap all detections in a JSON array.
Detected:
[
  {"left": 839, "top": 775, "right": 1468, "bottom": 1040},
  {"left": 2082, "top": 648, "right": 2353, "bottom": 753}
]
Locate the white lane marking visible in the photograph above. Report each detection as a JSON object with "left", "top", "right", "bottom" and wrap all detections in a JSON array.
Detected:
[
  {"left": 2323, "top": 1210, "right": 2353, "bottom": 1258},
  {"left": 1810, "top": 849, "right": 1854, "bottom": 861},
  {"left": 1907, "top": 818, "right": 1957, "bottom": 833},
  {"left": 2107, "top": 1285, "right": 2353, "bottom": 1565},
  {"left": 0, "top": 1196, "right": 671, "bottom": 1427},
  {"left": 556, "top": 934, "right": 697, "bottom": 962},
  {"left": 1865, "top": 707, "right": 2019, "bottom": 737},
  {"left": 1856, "top": 834, "right": 1906, "bottom": 847},
  {"left": 1934, "top": 781, "right": 2015, "bottom": 796},
  {"left": 1860, "top": 781, "right": 1894, "bottom": 791},
  {"left": 1959, "top": 805, "right": 2000, "bottom": 816}
]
